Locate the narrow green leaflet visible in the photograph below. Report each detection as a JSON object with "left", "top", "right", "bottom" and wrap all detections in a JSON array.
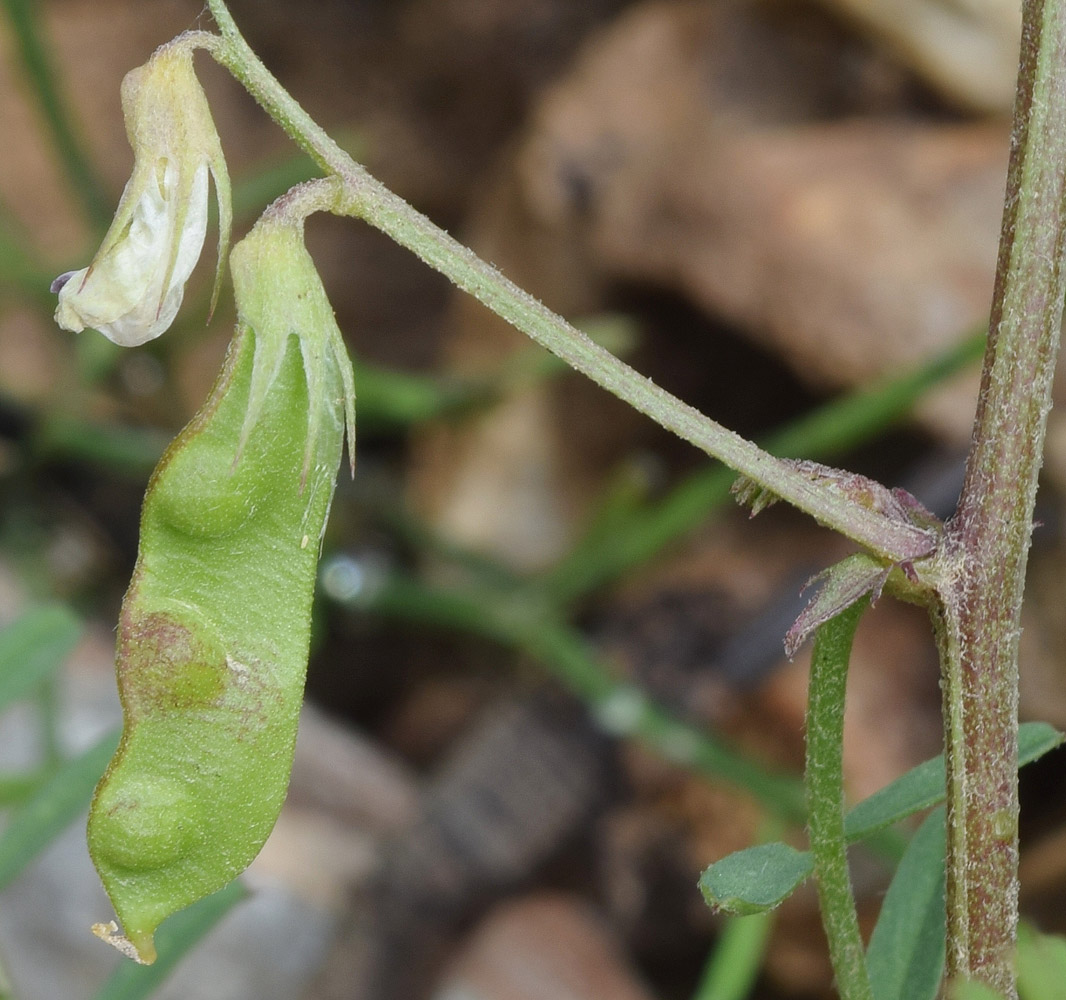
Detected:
[
  {"left": 89, "top": 879, "right": 248, "bottom": 1000},
  {"left": 0, "top": 732, "right": 119, "bottom": 889},
  {"left": 866, "top": 806, "right": 946, "bottom": 1000},
  {"left": 699, "top": 842, "right": 812, "bottom": 916},
  {"left": 0, "top": 604, "right": 81, "bottom": 711},
  {"left": 844, "top": 721, "right": 1062, "bottom": 844},
  {"left": 700, "top": 721, "right": 1061, "bottom": 916},
  {"left": 951, "top": 983, "right": 1007, "bottom": 1000}
]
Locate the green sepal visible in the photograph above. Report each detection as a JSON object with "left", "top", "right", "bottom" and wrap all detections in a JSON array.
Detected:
[{"left": 230, "top": 217, "right": 355, "bottom": 483}]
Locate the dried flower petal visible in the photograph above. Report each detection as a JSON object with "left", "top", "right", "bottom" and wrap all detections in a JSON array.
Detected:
[{"left": 52, "top": 36, "right": 229, "bottom": 347}]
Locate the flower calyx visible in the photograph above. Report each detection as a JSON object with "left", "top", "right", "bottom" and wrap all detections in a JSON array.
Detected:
[
  {"left": 53, "top": 33, "right": 231, "bottom": 347},
  {"left": 229, "top": 214, "right": 356, "bottom": 485}
]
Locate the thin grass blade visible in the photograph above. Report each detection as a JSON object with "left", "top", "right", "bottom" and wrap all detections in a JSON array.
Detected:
[
  {"left": 0, "top": 605, "right": 81, "bottom": 712},
  {"left": 867, "top": 806, "right": 946, "bottom": 1000}
]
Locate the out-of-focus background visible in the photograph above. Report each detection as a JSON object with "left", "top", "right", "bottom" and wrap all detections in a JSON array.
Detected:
[{"left": 3, "top": 1, "right": 1066, "bottom": 998}]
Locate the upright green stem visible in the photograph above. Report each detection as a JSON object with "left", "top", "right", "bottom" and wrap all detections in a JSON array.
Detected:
[
  {"left": 805, "top": 602, "right": 873, "bottom": 1000},
  {"left": 936, "top": 1, "right": 1066, "bottom": 993},
  {"left": 202, "top": 1, "right": 934, "bottom": 566}
]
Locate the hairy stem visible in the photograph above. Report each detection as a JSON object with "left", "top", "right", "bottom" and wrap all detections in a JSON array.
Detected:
[
  {"left": 937, "top": 0, "right": 1066, "bottom": 993},
  {"left": 805, "top": 601, "right": 873, "bottom": 1000},
  {"left": 543, "top": 328, "right": 984, "bottom": 604},
  {"left": 203, "top": 0, "right": 935, "bottom": 566}
]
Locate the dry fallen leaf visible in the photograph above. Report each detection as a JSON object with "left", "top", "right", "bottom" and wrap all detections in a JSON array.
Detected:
[
  {"left": 517, "top": 1, "right": 1009, "bottom": 441},
  {"left": 813, "top": 0, "right": 1021, "bottom": 112}
]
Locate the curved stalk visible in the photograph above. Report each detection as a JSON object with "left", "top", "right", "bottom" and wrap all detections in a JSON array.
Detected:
[
  {"left": 202, "top": 0, "right": 935, "bottom": 567},
  {"left": 806, "top": 601, "right": 873, "bottom": 1000}
]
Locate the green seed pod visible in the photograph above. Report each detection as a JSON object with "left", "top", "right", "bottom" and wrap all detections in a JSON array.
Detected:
[{"left": 87, "top": 215, "right": 354, "bottom": 964}]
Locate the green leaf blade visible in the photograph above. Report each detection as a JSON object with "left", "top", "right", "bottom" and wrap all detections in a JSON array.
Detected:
[
  {"left": 844, "top": 721, "right": 1062, "bottom": 844},
  {"left": 699, "top": 841, "right": 814, "bottom": 916},
  {"left": 867, "top": 806, "right": 946, "bottom": 1000},
  {"left": 1016, "top": 924, "right": 1066, "bottom": 1000},
  {"left": 698, "top": 723, "right": 1062, "bottom": 922},
  {"left": 951, "top": 982, "right": 1008, "bottom": 1000}
]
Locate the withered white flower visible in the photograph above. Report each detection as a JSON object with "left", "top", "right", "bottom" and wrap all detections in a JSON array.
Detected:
[{"left": 53, "top": 35, "right": 231, "bottom": 347}]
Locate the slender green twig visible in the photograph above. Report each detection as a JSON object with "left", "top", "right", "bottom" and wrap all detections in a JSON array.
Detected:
[
  {"left": 805, "top": 601, "right": 873, "bottom": 1000},
  {"left": 933, "top": 1, "right": 1066, "bottom": 993},
  {"left": 201, "top": 1, "right": 935, "bottom": 567},
  {"left": 0, "top": 0, "right": 110, "bottom": 227}
]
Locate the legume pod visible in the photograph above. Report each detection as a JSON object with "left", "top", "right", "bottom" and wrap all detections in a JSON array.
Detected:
[{"left": 87, "top": 218, "right": 354, "bottom": 964}]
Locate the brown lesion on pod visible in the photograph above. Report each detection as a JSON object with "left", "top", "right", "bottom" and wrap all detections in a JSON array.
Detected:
[{"left": 117, "top": 607, "right": 228, "bottom": 716}]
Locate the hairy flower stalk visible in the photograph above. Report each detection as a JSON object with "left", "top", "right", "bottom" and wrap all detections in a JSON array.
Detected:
[{"left": 52, "top": 34, "right": 230, "bottom": 346}]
